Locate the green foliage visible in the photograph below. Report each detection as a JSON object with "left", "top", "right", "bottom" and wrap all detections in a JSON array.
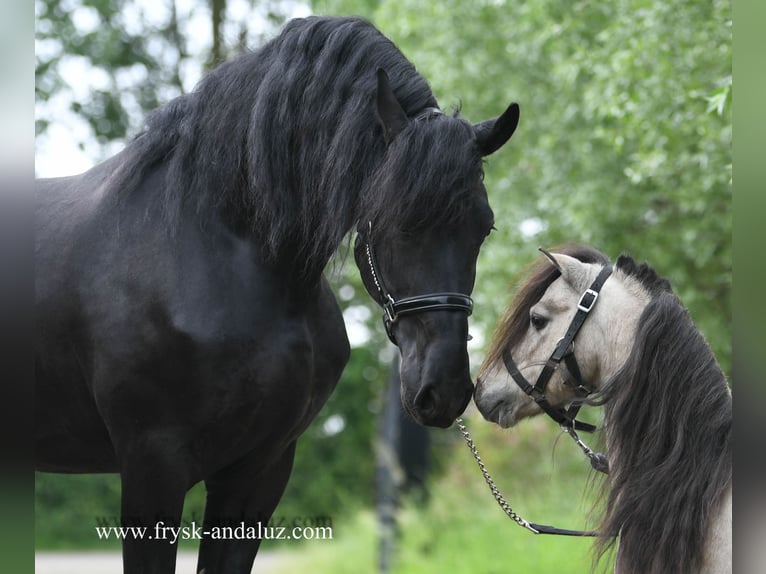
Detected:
[
  {"left": 35, "top": 473, "right": 122, "bottom": 549},
  {"left": 357, "top": 0, "right": 731, "bottom": 376},
  {"left": 35, "top": 0, "right": 185, "bottom": 145},
  {"left": 35, "top": 0, "right": 295, "bottom": 153}
]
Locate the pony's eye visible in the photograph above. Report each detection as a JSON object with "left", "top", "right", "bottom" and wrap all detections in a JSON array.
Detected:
[{"left": 530, "top": 312, "right": 549, "bottom": 331}]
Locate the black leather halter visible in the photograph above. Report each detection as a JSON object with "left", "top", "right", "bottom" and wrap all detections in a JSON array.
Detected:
[
  {"left": 356, "top": 222, "right": 474, "bottom": 345},
  {"left": 503, "top": 264, "right": 613, "bottom": 434}
]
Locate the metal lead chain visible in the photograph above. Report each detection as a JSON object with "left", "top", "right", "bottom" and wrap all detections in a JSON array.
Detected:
[{"left": 455, "top": 417, "right": 540, "bottom": 534}]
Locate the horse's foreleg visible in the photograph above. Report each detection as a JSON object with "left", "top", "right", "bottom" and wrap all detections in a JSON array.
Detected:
[
  {"left": 118, "top": 444, "right": 191, "bottom": 574},
  {"left": 197, "top": 442, "right": 297, "bottom": 574}
]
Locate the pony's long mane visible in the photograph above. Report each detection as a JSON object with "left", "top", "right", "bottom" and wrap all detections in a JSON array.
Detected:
[
  {"left": 104, "top": 16, "right": 483, "bottom": 280},
  {"left": 591, "top": 254, "right": 732, "bottom": 573}
]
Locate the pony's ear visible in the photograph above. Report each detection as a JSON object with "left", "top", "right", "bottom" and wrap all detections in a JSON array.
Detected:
[
  {"left": 539, "top": 248, "right": 591, "bottom": 292},
  {"left": 375, "top": 68, "right": 408, "bottom": 144},
  {"left": 474, "top": 102, "right": 520, "bottom": 156}
]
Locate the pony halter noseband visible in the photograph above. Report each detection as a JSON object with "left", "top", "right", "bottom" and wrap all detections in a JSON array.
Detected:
[
  {"left": 503, "top": 263, "right": 613, "bottom": 473},
  {"left": 357, "top": 222, "right": 473, "bottom": 345}
]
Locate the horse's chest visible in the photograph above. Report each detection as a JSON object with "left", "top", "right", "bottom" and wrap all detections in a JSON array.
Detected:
[
  {"left": 170, "top": 301, "right": 347, "bottom": 462},
  {"left": 161, "top": 277, "right": 347, "bottom": 430}
]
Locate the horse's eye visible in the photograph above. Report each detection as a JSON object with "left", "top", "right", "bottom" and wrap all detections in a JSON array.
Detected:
[{"left": 530, "top": 313, "right": 549, "bottom": 330}]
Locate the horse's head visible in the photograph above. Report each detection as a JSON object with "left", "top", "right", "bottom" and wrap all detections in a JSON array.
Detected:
[
  {"left": 475, "top": 247, "right": 649, "bottom": 428},
  {"left": 355, "top": 69, "right": 519, "bottom": 428}
]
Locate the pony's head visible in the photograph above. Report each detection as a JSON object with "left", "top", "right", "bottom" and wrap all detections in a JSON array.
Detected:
[
  {"left": 355, "top": 70, "right": 519, "bottom": 427},
  {"left": 476, "top": 245, "right": 731, "bottom": 574},
  {"left": 475, "top": 246, "right": 652, "bottom": 428}
]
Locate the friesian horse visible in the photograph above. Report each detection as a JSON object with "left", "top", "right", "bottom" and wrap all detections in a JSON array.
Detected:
[
  {"left": 474, "top": 245, "right": 731, "bottom": 573},
  {"left": 35, "top": 16, "right": 519, "bottom": 573}
]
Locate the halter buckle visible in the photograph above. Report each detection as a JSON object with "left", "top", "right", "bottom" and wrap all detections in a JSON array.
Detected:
[
  {"left": 383, "top": 296, "right": 397, "bottom": 323},
  {"left": 530, "top": 387, "right": 547, "bottom": 403},
  {"left": 577, "top": 288, "right": 599, "bottom": 313}
]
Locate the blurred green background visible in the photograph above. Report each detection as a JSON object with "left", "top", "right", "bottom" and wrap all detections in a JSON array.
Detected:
[{"left": 35, "top": 0, "right": 731, "bottom": 572}]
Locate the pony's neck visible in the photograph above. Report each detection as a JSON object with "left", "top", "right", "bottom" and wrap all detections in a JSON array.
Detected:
[
  {"left": 595, "top": 285, "right": 731, "bottom": 573},
  {"left": 596, "top": 271, "right": 652, "bottom": 387}
]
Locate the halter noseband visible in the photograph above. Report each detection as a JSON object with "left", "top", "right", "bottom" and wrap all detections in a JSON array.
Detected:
[
  {"left": 502, "top": 264, "right": 612, "bottom": 472},
  {"left": 357, "top": 222, "right": 473, "bottom": 345}
]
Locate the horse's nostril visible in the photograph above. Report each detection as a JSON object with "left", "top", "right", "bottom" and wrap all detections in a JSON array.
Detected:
[{"left": 415, "top": 385, "right": 438, "bottom": 414}]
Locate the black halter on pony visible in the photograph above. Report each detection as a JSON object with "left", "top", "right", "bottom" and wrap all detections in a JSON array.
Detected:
[
  {"left": 456, "top": 255, "right": 614, "bottom": 540},
  {"left": 502, "top": 256, "right": 612, "bottom": 474}
]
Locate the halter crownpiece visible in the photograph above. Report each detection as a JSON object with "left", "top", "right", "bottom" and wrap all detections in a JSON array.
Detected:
[
  {"left": 357, "top": 221, "right": 473, "bottom": 345},
  {"left": 413, "top": 107, "right": 444, "bottom": 122}
]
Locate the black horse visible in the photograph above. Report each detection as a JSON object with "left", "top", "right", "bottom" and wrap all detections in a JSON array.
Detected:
[{"left": 35, "top": 16, "right": 519, "bottom": 573}]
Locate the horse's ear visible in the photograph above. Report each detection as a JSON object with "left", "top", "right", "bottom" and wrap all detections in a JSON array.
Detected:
[
  {"left": 474, "top": 103, "right": 520, "bottom": 156},
  {"left": 539, "top": 247, "right": 591, "bottom": 292},
  {"left": 375, "top": 68, "right": 408, "bottom": 144}
]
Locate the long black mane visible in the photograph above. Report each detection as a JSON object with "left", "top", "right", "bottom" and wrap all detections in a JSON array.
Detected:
[
  {"left": 590, "top": 254, "right": 732, "bottom": 573},
  {"left": 105, "top": 16, "right": 483, "bottom": 279}
]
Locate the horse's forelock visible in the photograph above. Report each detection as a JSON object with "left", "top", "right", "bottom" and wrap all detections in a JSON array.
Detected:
[{"left": 362, "top": 117, "right": 483, "bottom": 235}]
